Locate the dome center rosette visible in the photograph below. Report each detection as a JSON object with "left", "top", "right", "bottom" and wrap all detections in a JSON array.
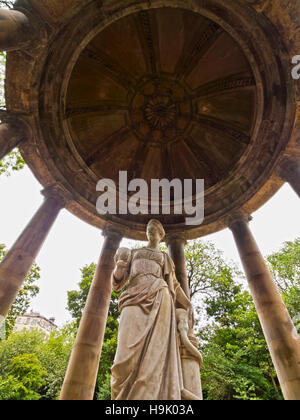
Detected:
[{"left": 129, "top": 77, "right": 193, "bottom": 144}]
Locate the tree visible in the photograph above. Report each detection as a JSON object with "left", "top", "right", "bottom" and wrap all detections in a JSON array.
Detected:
[
  {"left": 198, "top": 282, "right": 282, "bottom": 400},
  {"left": 267, "top": 238, "right": 300, "bottom": 292},
  {"left": 0, "top": 353, "right": 47, "bottom": 400},
  {"left": 38, "top": 323, "right": 76, "bottom": 400},
  {"left": 0, "top": 244, "right": 40, "bottom": 338},
  {"left": 0, "top": 326, "right": 76, "bottom": 400},
  {"left": 0, "top": 149, "right": 26, "bottom": 177},
  {"left": 267, "top": 238, "right": 300, "bottom": 321},
  {"left": 182, "top": 239, "right": 284, "bottom": 400},
  {"left": 185, "top": 240, "right": 243, "bottom": 299}
]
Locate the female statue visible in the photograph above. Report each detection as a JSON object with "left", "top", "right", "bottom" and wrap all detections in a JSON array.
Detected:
[{"left": 111, "top": 219, "right": 193, "bottom": 400}]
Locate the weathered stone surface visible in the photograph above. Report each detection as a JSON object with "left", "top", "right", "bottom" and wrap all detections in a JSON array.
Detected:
[
  {"left": 111, "top": 220, "right": 197, "bottom": 400},
  {"left": 277, "top": 157, "right": 300, "bottom": 197},
  {"left": 60, "top": 228, "right": 123, "bottom": 401},
  {"left": 0, "top": 119, "right": 29, "bottom": 160},
  {"left": 4, "top": 0, "right": 299, "bottom": 240},
  {"left": 0, "top": 9, "right": 34, "bottom": 51},
  {"left": 177, "top": 308, "right": 203, "bottom": 400}
]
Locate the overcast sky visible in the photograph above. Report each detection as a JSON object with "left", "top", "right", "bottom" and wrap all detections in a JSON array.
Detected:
[{"left": 0, "top": 166, "right": 299, "bottom": 326}]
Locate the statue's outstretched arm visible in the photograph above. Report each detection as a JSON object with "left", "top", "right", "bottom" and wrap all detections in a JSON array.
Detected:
[{"left": 112, "top": 247, "right": 131, "bottom": 291}]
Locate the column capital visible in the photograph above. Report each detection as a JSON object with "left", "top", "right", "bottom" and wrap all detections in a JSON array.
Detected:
[
  {"left": 0, "top": 117, "right": 32, "bottom": 161},
  {"left": 276, "top": 157, "right": 300, "bottom": 181},
  {"left": 102, "top": 224, "right": 124, "bottom": 242},
  {"left": 165, "top": 232, "right": 187, "bottom": 246},
  {"left": 0, "top": 113, "right": 29, "bottom": 128},
  {"left": 41, "top": 185, "right": 68, "bottom": 208},
  {"left": 224, "top": 210, "right": 252, "bottom": 230}
]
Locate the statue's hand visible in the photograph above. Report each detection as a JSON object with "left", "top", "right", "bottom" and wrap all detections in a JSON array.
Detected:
[{"left": 113, "top": 260, "right": 129, "bottom": 282}]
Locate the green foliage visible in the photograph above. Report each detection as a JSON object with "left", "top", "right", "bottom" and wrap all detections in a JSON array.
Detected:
[
  {"left": 37, "top": 324, "right": 76, "bottom": 400},
  {"left": 197, "top": 238, "right": 300, "bottom": 400},
  {"left": 0, "top": 151, "right": 26, "bottom": 177},
  {"left": 96, "top": 372, "right": 112, "bottom": 401},
  {"left": 0, "top": 353, "right": 47, "bottom": 400},
  {"left": 185, "top": 240, "right": 243, "bottom": 300},
  {"left": 0, "top": 245, "right": 40, "bottom": 337},
  {"left": 185, "top": 240, "right": 243, "bottom": 334},
  {"left": 267, "top": 238, "right": 300, "bottom": 293},
  {"left": 0, "top": 238, "right": 297, "bottom": 400},
  {"left": 0, "top": 326, "right": 76, "bottom": 400},
  {"left": 266, "top": 238, "right": 300, "bottom": 340},
  {"left": 66, "top": 238, "right": 299, "bottom": 401}
]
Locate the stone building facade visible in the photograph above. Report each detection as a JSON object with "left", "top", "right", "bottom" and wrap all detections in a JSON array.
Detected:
[{"left": 13, "top": 310, "right": 57, "bottom": 338}]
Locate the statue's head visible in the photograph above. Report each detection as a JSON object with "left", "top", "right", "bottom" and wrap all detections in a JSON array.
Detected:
[{"left": 146, "top": 219, "right": 165, "bottom": 243}]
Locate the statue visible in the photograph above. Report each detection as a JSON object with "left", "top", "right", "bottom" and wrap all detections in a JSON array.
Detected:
[{"left": 111, "top": 219, "right": 202, "bottom": 400}]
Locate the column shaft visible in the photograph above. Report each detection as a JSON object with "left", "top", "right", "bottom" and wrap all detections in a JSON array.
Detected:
[
  {"left": 0, "top": 189, "right": 65, "bottom": 318},
  {"left": 0, "top": 121, "right": 27, "bottom": 161},
  {"left": 167, "top": 235, "right": 190, "bottom": 298},
  {"left": 0, "top": 9, "right": 36, "bottom": 51},
  {"left": 60, "top": 230, "right": 122, "bottom": 400},
  {"left": 230, "top": 218, "right": 300, "bottom": 400}
]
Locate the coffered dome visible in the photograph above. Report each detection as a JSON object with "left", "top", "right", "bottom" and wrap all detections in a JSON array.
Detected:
[{"left": 5, "top": 0, "right": 297, "bottom": 239}]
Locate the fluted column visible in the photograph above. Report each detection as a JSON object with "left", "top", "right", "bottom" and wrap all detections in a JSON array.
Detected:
[
  {"left": 0, "top": 186, "right": 66, "bottom": 319},
  {"left": 166, "top": 233, "right": 190, "bottom": 298},
  {"left": 277, "top": 157, "right": 300, "bottom": 197},
  {"left": 227, "top": 211, "right": 300, "bottom": 400},
  {"left": 60, "top": 227, "right": 123, "bottom": 401},
  {"left": 0, "top": 9, "right": 38, "bottom": 51},
  {"left": 0, "top": 119, "right": 28, "bottom": 161}
]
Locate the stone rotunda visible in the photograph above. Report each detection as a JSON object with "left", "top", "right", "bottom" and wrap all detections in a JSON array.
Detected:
[{"left": 0, "top": 0, "right": 299, "bottom": 400}]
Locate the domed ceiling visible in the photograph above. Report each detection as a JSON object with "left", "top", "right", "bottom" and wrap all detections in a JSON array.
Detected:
[
  {"left": 7, "top": 0, "right": 295, "bottom": 240},
  {"left": 66, "top": 8, "right": 256, "bottom": 190}
]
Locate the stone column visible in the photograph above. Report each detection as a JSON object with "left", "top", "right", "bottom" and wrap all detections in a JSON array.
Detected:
[
  {"left": 0, "top": 9, "right": 38, "bottom": 51},
  {"left": 0, "top": 119, "right": 28, "bottom": 161},
  {"left": 227, "top": 211, "right": 300, "bottom": 400},
  {"left": 166, "top": 233, "right": 190, "bottom": 298},
  {"left": 0, "top": 186, "right": 66, "bottom": 319},
  {"left": 60, "top": 227, "right": 123, "bottom": 401},
  {"left": 277, "top": 157, "right": 300, "bottom": 197}
]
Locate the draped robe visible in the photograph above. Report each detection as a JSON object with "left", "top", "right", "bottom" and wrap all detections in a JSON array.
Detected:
[{"left": 111, "top": 247, "right": 184, "bottom": 400}]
